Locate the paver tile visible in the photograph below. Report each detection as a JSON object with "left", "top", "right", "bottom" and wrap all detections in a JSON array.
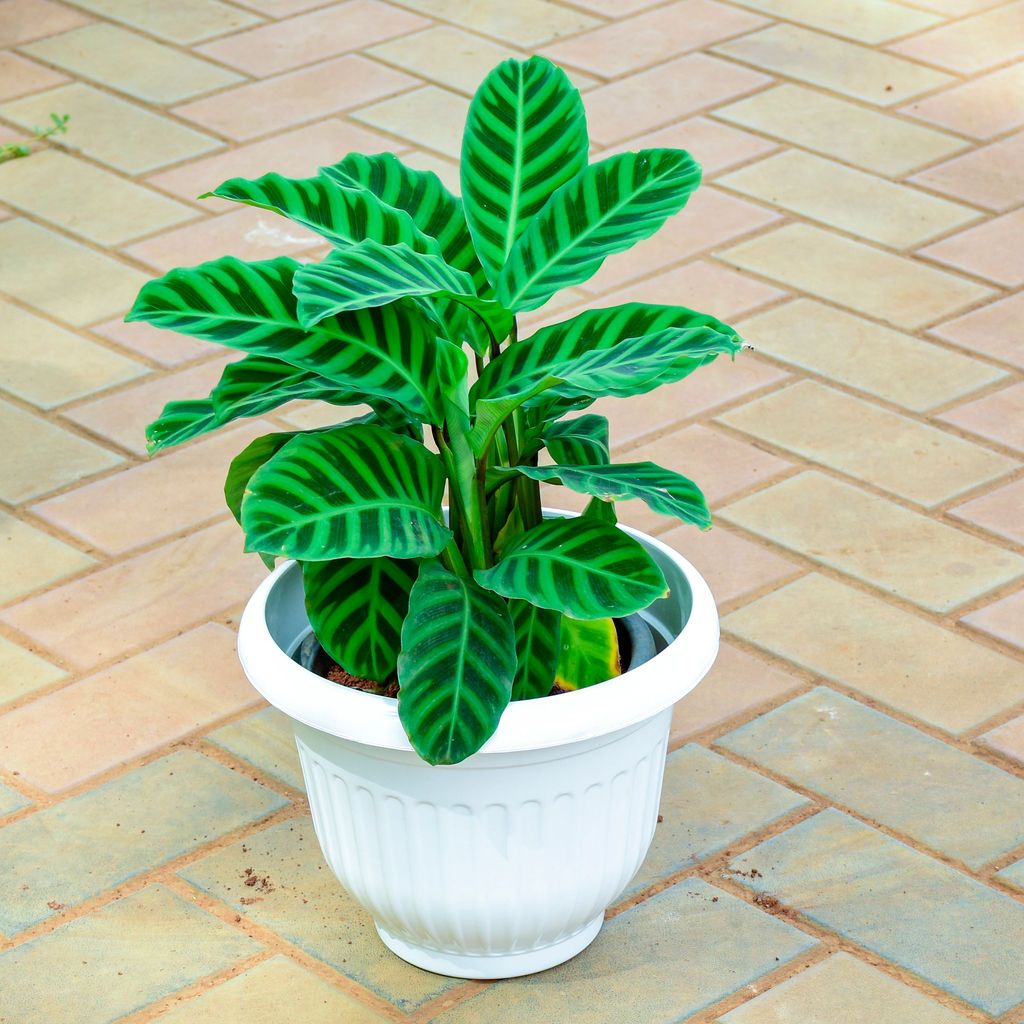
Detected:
[
  {"left": 0, "top": 780, "right": 28, "bottom": 817},
  {"left": 0, "top": 508, "right": 94, "bottom": 605},
  {"left": 726, "top": 0, "right": 941, "bottom": 42},
  {"left": 0, "top": 750, "right": 286, "bottom": 933},
  {"left": 352, "top": 84, "right": 468, "bottom": 158},
  {"left": 938, "top": 380, "right": 1024, "bottom": 453},
  {"left": 729, "top": 810, "right": 1024, "bottom": 1015},
  {"left": 719, "top": 223, "right": 994, "bottom": 329},
  {"left": 207, "top": 707, "right": 303, "bottom": 791},
  {"left": 90, "top": 317, "right": 213, "bottom": 367},
  {"left": 951, "top": 476, "right": 1024, "bottom": 547},
  {"left": 982, "top": 713, "right": 1024, "bottom": 766},
  {"left": 0, "top": 51, "right": 65, "bottom": 99},
  {"left": 900, "top": 63, "right": 1024, "bottom": 139},
  {"left": 923, "top": 209, "right": 1024, "bottom": 288},
  {"left": 911, "top": 130, "right": 1024, "bottom": 212},
  {"left": 962, "top": 589, "right": 1024, "bottom": 651},
  {"left": 229, "top": 0, "right": 329, "bottom": 13},
  {"left": 724, "top": 573, "right": 1024, "bottom": 733},
  {"left": 0, "top": 634, "right": 66, "bottom": 707},
  {"left": 0, "top": 885, "right": 261, "bottom": 1024},
  {"left": 0, "top": 0, "right": 90, "bottom": 45},
  {"left": 66, "top": 0, "right": 262, "bottom": 43},
  {"left": 997, "top": 857, "right": 1024, "bottom": 892},
  {"left": 930, "top": 291, "right": 1024, "bottom": 370}
]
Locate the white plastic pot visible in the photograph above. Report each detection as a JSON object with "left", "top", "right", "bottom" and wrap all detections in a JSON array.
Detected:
[{"left": 237, "top": 515, "right": 719, "bottom": 979}]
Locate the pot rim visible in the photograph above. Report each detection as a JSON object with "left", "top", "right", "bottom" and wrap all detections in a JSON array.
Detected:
[{"left": 237, "top": 512, "right": 720, "bottom": 757}]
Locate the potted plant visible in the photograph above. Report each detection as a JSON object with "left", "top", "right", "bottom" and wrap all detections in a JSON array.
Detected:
[{"left": 129, "top": 56, "right": 740, "bottom": 979}]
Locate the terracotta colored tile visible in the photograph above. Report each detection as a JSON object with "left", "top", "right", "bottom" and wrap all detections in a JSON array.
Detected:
[
  {"left": 0, "top": 150, "right": 195, "bottom": 246},
  {"left": 0, "top": 399, "right": 121, "bottom": 504},
  {"left": 0, "top": 520, "right": 267, "bottom": 670},
  {"left": 720, "top": 223, "right": 994, "bottom": 329},
  {"left": 0, "top": 300, "right": 146, "bottom": 409},
  {"left": 728, "top": 0, "right": 940, "bottom": 42},
  {"left": 738, "top": 299, "right": 1005, "bottom": 412},
  {"left": 982, "top": 713, "right": 1024, "bottom": 766},
  {"left": 713, "top": 24, "right": 953, "bottom": 106},
  {"left": 716, "top": 84, "right": 967, "bottom": 177},
  {"left": 34, "top": 421, "right": 272, "bottom": 555},
  {"left": 62, "top": 355, "right": 236, "bottom": 455},
  {"left": 66, "top": 0, "right": 262, "bottom": 44},
  {"left": 724, "top": 471, "right": 1024, "bottom": 612},
  {"left": 0, "top": 624, "right": 258, "bottom": 792},
  {"left": 0, "top": 508, "right": 94, "bottom": 604},
  {"left": 352, "top": 84, "right": 468, "bottom": 159},
  {"left": 585, "top": 54, "right": 771, "bottom": 146},
  {"left": 719, "top": 380, "right": 1018, "bottom": 507},
  {"left": 930, "top": 291, "right": 1024, "bottom": 370},
  {"left": 0, "top": 219, "right": 149, "bottom": 326},
  {"left": 197, "top": 0, "right": 427, "bottom": 76},
  {"left": 720, "top": 150, "right": 980, "bottom": 249},
  {"left": 900, "top": 64, "right": 1024, "bottom": 140},
  {"left": 0, "top": 52, "right": 65, "bottom": 99},
  {"left": 174, "top": 54, "right": 416, "bottom": 141},
  {"left": 938, "top": 381, "right": 1024, "bottom": 452},
  {"left": 950, "top": 477, "right": 1024, "bottom": 547},
  {"left": 962, "top": 589, "right": 1024, "bottom": 651},
  {"left": 912, "top": 131, "right": 1024, "bottom": 214},
  {"left": 542, "top": 0, "right": 768, "bottom": 78},
  {"left": 0, "top": 0, "right": 89, "bottom": 45},
  {"left": 724, "top": 573, "right": 1024, "bottom": 733},
  {"left": 0, "top": 635, "right": 66, "bottom": 708},
  {"left": 22, "top": 23, "right": 243, "bottom": 104},
  {"left": 0, "top": 83, "right": 223, "bottom": 175},
  {"left": 923, "top": 209, "right": 1024, "bottom": 288},
  {"left": 90, "top": 317, "right": 213, "bottom": 367},
  {"left": 890, "top": 1, "right": 1024, "bottom": 74}
]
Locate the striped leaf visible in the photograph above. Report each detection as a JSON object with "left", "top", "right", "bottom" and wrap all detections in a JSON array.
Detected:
[
  {"left": 555, "top": 616, "right": 620, "bottom": 691},
  {"left": 500, "top": 462, "right": 711, "bottom": 529},
  {"left": 462, "top": 56, "right": 588, "bottom": 287},
  {"left": 397, "top": 559, "right": 516, "bottom": 765},
  {"left": 205, "top": 171, "right": 434, "bottom": 253},
  {"left": 498, "top": 149, "right": 702, "bottom": 312},
  {"left": 241, "top": 424, "right": 450, "bottom": 560},
  {"left": 302, "top": 557, "right": 418, "bottom": 682},
  {"left": 127, "top": 257, "right": 443, "bottom": 422},
  {"left": 146, "top": 399, "right": 217, "bottom": 453},
  {"left": 509, "top": 599, "right": 560, "bottom": 701},
  {"left": 542, "top": 414, "right": 609, "bottom": 467},
  {"left": 475, "top": 518, "right": 667, "bottom": 619},
  {"left": 225, "top": 431, "right": 295, "bottom": 569}
]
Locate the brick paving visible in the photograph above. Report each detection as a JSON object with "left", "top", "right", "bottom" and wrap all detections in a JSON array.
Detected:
[{"left": 0, "top": 0, "right": 1022, "bottom": 1019}]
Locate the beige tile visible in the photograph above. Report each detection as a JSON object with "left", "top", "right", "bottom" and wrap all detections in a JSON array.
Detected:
[
  {"left": 900, "top": 63, "right": 1024, "bottom": 139},
  {"left": 962, "top": 589, "right": 1024, "bottom": 652},
  {"left": 65, "top": 0, "right": 262, "bottom": 43},
  {"left": 908, "top": 0, "right": 1004, "bottom": 12},
  {"left": 719, "top": 223, "right": 994, "bottom": 329},
  {"left": 890, "top": 1, "right": 1024, "bottom": 74},
  {"left": 174, "top": 54, "right": 416, "bottom": 141},
  {"left": 23, "top": 23, "right": 243, "bottom": 104},
  {"left": 720, "top": 150, "right": 980, "bottom": 249},
  {"left": 982, "top": 713, "right": 1024, "bottom": 766},
  {"left": 0, "top": 624, "right": 258, "bottom": 792},
  {"left": 728, "top": 0, "right": 941, "bottom": 42},
  {"left": 0, "top": 52, "right": 66, "bottom": 99},
  {"left": 0, "top": 83, "right": 223, "bottom": 175},
  {"left": 352, "top": 84, "right": 468, "bottom": 159},
  {"left": 230, "top": 0, "right": 329, "bottom": 12},
  {"left": 722, "top": 471, "right": 1024, "bottom": 612},
  {"left": 715, "top": 84, "right": 967, "bottom": 177},
  {"left": 0, "top": 634, "right": 66, "bottom": 707},
  {"left": 585, "top": 53, "right": 771, "bottom": 146},
  {"left": 713, "top": 24, "right": 953, "bottom": 105},
  {"left": 34, "top": 422, "right": 272, "bottom": 555},
  {"left": 0, "top": 399, "right": 122, "bottom": 503},
  {"left": 0, "top": 0, "right": 89, "bottom": 45},
  {"left": 542, "top": 0, "right": 768, "bottom": 77},
  {"left": 197, "top": 0, "right": 427, "bottom": 76},
  {"left": 930, "top": 292, "right": 1024, "bottom": 370},
  {"left": 567, "top": 0, "right": 659, "bottom": 12},
  {"left": 0, "top": 150, "right": 195, "bottom": 246},
  {"left": 276, "top": 399, "right": 369, "bottom": 431},
  {"left": 938, "top": 381, "right": 1024, "bottom": 453},
  {"left": 911, "top": 131, "right": 1024, "bottom": 213},
  {"left": 0, "top": 509, "right": 94, "bottom": 604},
  {"left": 922, "top": 209, "right": 1024, "bottom": 288},
  {"left": 0, "top": 520, "right": 267, "bottom": 670},
  {"left": 737, "top": 299, "right": 1006, "bottom": 412},
  {"left": 0, "top": 219, "right": 149, "bottom": 326},
  {"left": 718, "top": 380, "right": 1018, "bottom": 506},
  {"left": 951, "top": 477, "right": 1024, "bottom": 547},
  {"left": 669, "top": 641, "right": 804, "bottom": 746},
  {"left": 90, "top": 317, "right": 213, "bottom": 367},
  {"left": 724, "top": 572, "right": 1024, "bottom": 733},
  {"left": 0, "top": 300, "right": 146, "bottom": 409}
]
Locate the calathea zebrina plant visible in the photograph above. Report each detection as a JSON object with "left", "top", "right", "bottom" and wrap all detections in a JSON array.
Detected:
[{"left": 128, "top": 56, "right": 742, "bottom": 766}]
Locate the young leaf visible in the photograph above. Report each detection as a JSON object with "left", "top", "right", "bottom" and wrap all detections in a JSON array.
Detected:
[
  {"left": 241, "top": 424, "right": 451, "bottom": 560},
  {"left": 302, "top": 557, "right": 418, "bottom": 682},
  {"left": 509, "top": 599, "right": 560, "bottom": 701},
  {"left": 397, "top": 560, "right": 516, "bottom": 765},
  {"left": 555, "top": 617, "right": 620, "bottom": 691},
  {"left": 542, "top": 414, "right": 610, "bottom": 467},
  {"left": 146, "top": 399, "right": 219, "bottom": 454},
  {"left": 462, "top": 56, "right": 588, "bottom": 287},
  {"left": 497, "top": 149, "right": 701, "bottom": 311},
  {"left": 475, "top": 518, "right": 667, "bottom": 619}
]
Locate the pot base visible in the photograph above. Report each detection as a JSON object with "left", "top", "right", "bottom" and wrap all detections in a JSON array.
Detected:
[{"left": 375, "top": 914, "right": 604, "bottom": 979}]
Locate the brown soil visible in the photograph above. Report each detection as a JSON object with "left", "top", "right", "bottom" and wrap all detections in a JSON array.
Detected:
[{"left": 317, "top": 654, "right": 399, "bottom": 698}]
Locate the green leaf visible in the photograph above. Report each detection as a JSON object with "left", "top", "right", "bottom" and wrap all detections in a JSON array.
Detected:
[
  {"left": 476, "top": 518, "right": 667, "bottom": 619},
  {"left": 542, "top": 414, "right": 609, "bottom": 467},
  {"left": 509, "top": 599, "right": 560, "bottom": 701},
  {"left": 397, "top": 560, "right": 516, "bottom": 765},
  {"left": 500, "top": 462, "right": 711, "bottom": 529},
  {"left": 302, "top": 557, "right": 418, "bottom": 682},
  {"left": 461, "top": 56, "right": 588, "bottom": 287},
  {"left": 555, "top": 616, "right": 620, "bottom": 691},
  {"left": 498, "top": 149, "right": 702, "bottom": 312},
  {"left": 146, "top": 399, "right": 218, "bottom": 453},
  {"left": 225, "top": 431, "right": 295, "bottom": 569},
  {"left": 204, "top": 171, "right": 434, "bottom": 252},
  {"left": 241, "top": 424, "right": 451, "bottom": 560}
]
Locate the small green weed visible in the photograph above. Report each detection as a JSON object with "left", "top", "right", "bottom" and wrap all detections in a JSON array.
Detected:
[{"left": 0, "top": 113, "right": 70, "bottom": 164}]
